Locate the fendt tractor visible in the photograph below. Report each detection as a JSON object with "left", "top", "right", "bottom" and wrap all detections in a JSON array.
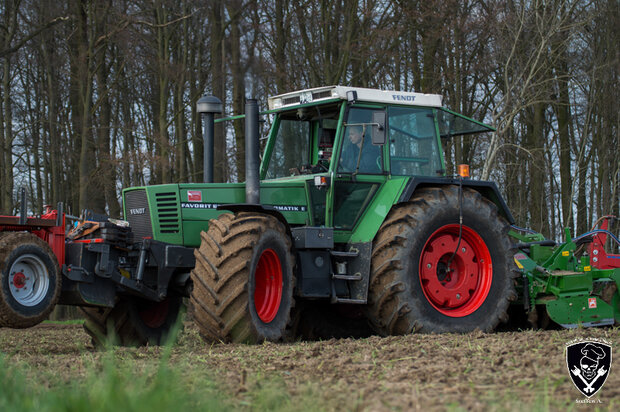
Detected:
[{"left": 1, "top": 86, "right": 618, "bottom": 346}]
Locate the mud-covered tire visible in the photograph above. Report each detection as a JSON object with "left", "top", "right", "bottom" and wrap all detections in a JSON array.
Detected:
[
  {"left": 366, "top": 186, "right": 518, "bottom": 334},
  {"left": 0, "top": 232, "right": 61, "bottom": 328},
  {"left": 81, "top": 295, "right": 184, "bottom": 347},
  {"left": 190, "top": 212, "right": 296, "bottom": 344}
]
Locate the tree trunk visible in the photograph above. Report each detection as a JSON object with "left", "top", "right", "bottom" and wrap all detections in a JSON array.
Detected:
[{"left": 210, "top": 0, "right": 226, "bottom": 182}]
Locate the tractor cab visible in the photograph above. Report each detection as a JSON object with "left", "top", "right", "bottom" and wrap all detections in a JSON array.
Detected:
[
  {"left": 263, "top": 86, "right": 494, "bottom": 180},
  {"left": 260, "top": 86, "right": 495, "bottom": 236}
]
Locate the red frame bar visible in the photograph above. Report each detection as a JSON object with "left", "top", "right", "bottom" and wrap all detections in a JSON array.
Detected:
[
  {"left": 0, "top": 210, "right": 66, "bottom": 267},
  {"left": 589, "top": 217, "right": 620, "bottom": 269}
]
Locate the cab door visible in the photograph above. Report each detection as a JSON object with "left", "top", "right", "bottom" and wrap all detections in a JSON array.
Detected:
[{"left": 328, "top": 107, "right": 387, "bottom": 233}]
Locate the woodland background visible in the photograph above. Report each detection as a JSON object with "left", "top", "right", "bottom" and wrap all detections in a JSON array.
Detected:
[{"left": 0, "top": 0, "right": 617, "bottom": 239}]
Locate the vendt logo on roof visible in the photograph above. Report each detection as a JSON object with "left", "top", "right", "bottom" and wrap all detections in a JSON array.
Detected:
[{"left": 392, "top": 94, "right": 415, "bottom": 101}]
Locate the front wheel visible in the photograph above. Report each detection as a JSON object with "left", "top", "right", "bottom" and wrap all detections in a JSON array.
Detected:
[
  {"left": 190, "top": 212, "right": 296, "bottom": 343},
  {"left": 366, "top": 186, "right": 517, "bottom": 334},
  {"left": 81, "top": 294, "right": 184, "bottom": 347},
  {"left": 0, "top": 232, "right": 61, "bottom": 328}
]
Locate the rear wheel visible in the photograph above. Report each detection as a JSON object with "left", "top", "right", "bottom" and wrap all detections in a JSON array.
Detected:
[
  {"left": 366, "top": 186, "right": 517, "bottom": 334},
  {"left": 190, "top": 212, "right": 296, "bottom": 343},
  {"left": 81, "top": 294, "right": 184, "bottom": 347},
  {"left": 0, "top": 232, "right": 61, "bottom": 328}
]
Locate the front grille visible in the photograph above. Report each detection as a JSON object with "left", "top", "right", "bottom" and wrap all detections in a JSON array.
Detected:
[
  {"left": 312, "top": 90, "right": 332, "bottom": 100},
  {"left": 283, "top": 96, "right": 300, "bottom": 105},
  {"left": 124, "top": 189, "right": 153, "bottom": 240},
  {"left": 155, "top": 192, "right": 180, "bottom": 233}
]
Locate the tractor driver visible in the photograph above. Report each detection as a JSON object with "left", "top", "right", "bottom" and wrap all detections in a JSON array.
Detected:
[{"left": 338, "top": 125, "right": 381, "bottom": 174}]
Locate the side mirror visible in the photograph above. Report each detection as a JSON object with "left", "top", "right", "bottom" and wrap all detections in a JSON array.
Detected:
[{"left": 372, "top": 111, "right": 386, "bottom": 145}]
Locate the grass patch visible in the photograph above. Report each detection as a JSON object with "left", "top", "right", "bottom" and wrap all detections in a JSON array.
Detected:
[
  {"left": 0, "top": 352, "right": 229, "bottom": 412},
  {"left": 42, "top": 319, "right": 85, "bottom": 325},
  {"left": 0, "top": 354, "right": 329, "bottom": 412}
]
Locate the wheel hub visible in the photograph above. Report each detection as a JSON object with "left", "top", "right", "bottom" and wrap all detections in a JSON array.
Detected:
[
  {"left": 12, "top": 272, "right": 27, "bottom": 288},
  {"left": 8, "top": 254, "right": 50, "bottom": 307},
  {"left": 419, "top": 224, "right": 492, "bottom": 317},
  {"left": 138, "top": 298, "right": 170, "bottom": 329}
]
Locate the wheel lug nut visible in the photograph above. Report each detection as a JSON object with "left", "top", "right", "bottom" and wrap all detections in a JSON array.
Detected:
[
  {"left": 461, "top": 248, "right": 466, "bottom": 253},
  {"left": 456, "top": 294, "right": 461, "bottom": 300},
  {"left": 427, "top": 263, "right": 432, "bottom": 269}
]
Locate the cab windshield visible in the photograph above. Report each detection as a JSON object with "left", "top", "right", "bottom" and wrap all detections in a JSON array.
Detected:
[{"left": 264, "top": 103, "right": 340, "bottom": 179}]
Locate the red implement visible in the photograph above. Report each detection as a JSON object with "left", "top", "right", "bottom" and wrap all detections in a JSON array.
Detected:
[{"left": 588, "top": 216, "right": 620, "bottom": 269}]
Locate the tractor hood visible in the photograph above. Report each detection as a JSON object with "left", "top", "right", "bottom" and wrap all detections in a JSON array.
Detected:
[{"left": 123, "top": 180, "right": 311, "bottom": 247}]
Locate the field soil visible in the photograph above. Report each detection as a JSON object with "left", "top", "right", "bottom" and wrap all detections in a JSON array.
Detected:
[{"left": 1, "top": 322, "right": 618, "bottom": 411}]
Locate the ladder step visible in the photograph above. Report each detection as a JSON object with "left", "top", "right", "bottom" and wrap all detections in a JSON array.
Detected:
[
  {"left": 330, "top": 250, "right": 358, "bottom": 258},
  {"left": 333, "top": 273, "right": 362, "bottom": 281},
  {"left": 331, "top": 297, "right": 366, "bottom": 304}
]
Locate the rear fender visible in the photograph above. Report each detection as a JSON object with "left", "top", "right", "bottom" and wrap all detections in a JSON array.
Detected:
[{"left": 398, "top": 177, "right": 515, "bottom": 224}]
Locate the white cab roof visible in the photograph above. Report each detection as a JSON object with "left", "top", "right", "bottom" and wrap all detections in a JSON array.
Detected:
[{"left": 268, "top": 85, "right": 443, "bottom": 110}]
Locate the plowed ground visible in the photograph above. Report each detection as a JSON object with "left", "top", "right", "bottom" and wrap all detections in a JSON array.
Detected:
[{"left": 1, "top": 322, "right": 618, "bottom": 410}]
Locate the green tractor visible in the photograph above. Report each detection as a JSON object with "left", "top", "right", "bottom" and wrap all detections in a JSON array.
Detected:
[
  {"left": 119, "top": 86, "right": 519, "bottom": 343},
  {"left": 4, "top": 85, "right": 616, "bottom": 346}
]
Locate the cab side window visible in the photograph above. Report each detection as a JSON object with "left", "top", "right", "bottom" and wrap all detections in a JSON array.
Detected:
[{"left": 388, "top": 107, "right": 441, "bottom": 177}]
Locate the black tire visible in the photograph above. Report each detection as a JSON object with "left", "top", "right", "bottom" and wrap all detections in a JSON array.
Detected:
[
  {"left": 190, "top": 212, "right": 296, "bottom": 343},
  {"left": 81, "top": 294, "right": 184, "bottom": 347},
  {"left": 366, "top": 186, "right": 518, "bottom": 334},
  {"left": 0, "top": 232, "right": 61, "bottom": 328}
]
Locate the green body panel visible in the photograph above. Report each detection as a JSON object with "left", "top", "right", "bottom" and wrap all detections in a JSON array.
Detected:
[{"left": 337, "top": 177, "right": 409, "bottom": 244}]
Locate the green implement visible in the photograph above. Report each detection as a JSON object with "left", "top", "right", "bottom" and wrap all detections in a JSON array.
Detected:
[{"left": 511, "top": 220, "right": 620, "bottom": 328}]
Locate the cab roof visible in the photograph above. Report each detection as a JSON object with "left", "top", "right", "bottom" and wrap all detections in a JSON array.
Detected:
[{"left": 268, "top": 85, "right": 443, "bottom": 110}]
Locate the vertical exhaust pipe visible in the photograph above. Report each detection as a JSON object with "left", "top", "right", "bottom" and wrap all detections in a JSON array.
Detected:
[
  {"left": 245, "top": 99, "right": 260, "bottom": 204},
  {"left": 197, "top": 95, "right": 223, "bottom": 183}
]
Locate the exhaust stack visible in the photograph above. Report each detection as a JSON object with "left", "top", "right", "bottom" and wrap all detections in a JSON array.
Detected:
[
  {"left": 197, "top": 95, "right": 223, "bottom": 183},
  {"left": 245, "top": 99, "right": 260, "bottom": 204}
]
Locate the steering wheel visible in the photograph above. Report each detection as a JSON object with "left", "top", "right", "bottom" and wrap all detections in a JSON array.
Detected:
[{"left": 317, "top": 159, "right": 330, "bottom": 172}]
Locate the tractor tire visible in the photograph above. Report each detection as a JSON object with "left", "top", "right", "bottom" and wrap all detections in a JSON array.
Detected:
[
  {"left": 81, "top": 294, "right": 184, "bottom": 347},
  {"left": 0, "top": 232, "right": 61, "bottom": 328},
  {"left": 366, "top": 186, "right": 518, "bottom": 334},
  {"left": 190, "top": 212, "right": 296, "bottom": 343}
]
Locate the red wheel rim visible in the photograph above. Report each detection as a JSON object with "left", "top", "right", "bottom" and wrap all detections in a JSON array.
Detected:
[
  {"left": 419, "top": 224, "right": 492, "bottom": 317},
  {"left": 139, "top": 298, "right": 170, "bottom": 328},
  {"left": 254, "top": 248, "right": 283, "bottom": 323}
]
